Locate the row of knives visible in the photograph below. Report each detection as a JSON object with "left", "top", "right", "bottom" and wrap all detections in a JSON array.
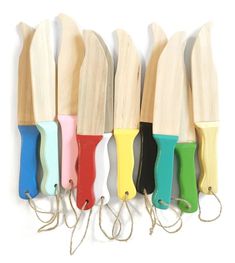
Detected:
[{"left": 18, "top": 14, "right": 219, "bottom": 213}]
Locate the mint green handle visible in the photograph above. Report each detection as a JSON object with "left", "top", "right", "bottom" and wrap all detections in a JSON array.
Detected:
[
  {"left": 152, "top": 134, "right": 178, "bottom": 209},
  {"left": 175, "top": 142, "right": 198, "bottom": 212},
  {"left": 37, "top": 121, "right": 59, "bottom": 195}
]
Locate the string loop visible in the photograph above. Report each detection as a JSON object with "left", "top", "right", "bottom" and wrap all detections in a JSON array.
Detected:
[
  {"left": 61, "top": 180, "right": 78, "bottom": 228},
  {"left": 70, "top": 201, "right": 92, "bottom": 255},
  {"left": 98, "top": 196, "right": 122, "bottom": 240},
  {"left": 38, "top": 185, "right": 60, "bottom": 232},
  {"left": 112, "top": 192, "right": 133, "bottom": 241},
  {"left": 198, "top": 187, "right": 222, "bottom": 222},
  {"left": 154, "top": 199, "right": 183, "bottom": 234}
]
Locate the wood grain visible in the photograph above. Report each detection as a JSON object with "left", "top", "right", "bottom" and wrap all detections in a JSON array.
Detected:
[
  {"left": 77, "top": 31, "right": 108, "bottom": 135},
  {"left": 94, "top": 32, "right": 114, "bottom": 133},
  {"left": 140, "top": 23, "right": 167, "bottom": 123},
  {"left": 153, "top": 32, "right": 186, "bottom": 135},
  {"left": 178, "top": 84, "right": 196, "bottom": 142},
  {"left": 18, "top": 23, "right": 35, "bottom": 125},
  {"left": 114, "top": 29, "right": 141, "bottom": 129},
  {"left": 191, "top": 23, "right": 219, "bottom": 123},
  {"left": 57, "top": 14, "right": 85, "bottom": 115},
  {"left": 30, "top": 21, "right": 56, "bottom": 122}
]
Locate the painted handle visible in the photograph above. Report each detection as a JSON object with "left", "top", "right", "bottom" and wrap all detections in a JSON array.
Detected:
[
  {"left": 18, "top": 125, "right": 40, "bottom": 199},
  {"left": 94, "top": 133, "right": 112, "bottom": 205},
  {"left": 195, "top": 122, "right": 218, "bottom": 194},
  {"left": 58, "top": 115, "right": 78, "bottom": 189},
  {"left": 152, "top": 134, "right": 178, "bottom": 209},
  {"left": 136, "top": 122, "right": 157, "bottom": 194},
  {"left": 114, "top": 129, "right": 139, "bottom": 200},
  {"left": 76, "top": 135, "right": 102, "bottom": 210},
  {"left": 175, "top": 142, "right": 198, "bottom": 212},
  {"left": 36, "top": 121, "right": 59, "bottom": 195}
]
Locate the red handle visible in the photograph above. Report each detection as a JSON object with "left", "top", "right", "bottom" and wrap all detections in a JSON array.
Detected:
[{"left": 76, "top": 134, "right": 102, "bottom": 210}]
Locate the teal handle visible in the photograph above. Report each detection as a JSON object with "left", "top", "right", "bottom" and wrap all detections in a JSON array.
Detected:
[
  {"left": 152, "top": 134, "right": 178, "bottom": 209},
  {"left": 175, "top": 142, "right": 198, "bottom": 212},
  {"left": 37, "top": 121, "right": 59, "bottom": 195}
]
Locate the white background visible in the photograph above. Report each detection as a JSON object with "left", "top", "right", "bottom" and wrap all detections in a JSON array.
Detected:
[{"left": 0, "top": 0, "right": 234, "bottom": 262}]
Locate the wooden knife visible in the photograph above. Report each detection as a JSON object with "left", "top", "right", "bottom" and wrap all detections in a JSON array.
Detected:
[
  {"left": 114, "top": 30, "right": 141, "bottom": 201},
  {"left": 18, "top": 23, "right": 40, "bottom": 199},
  {"left": 57, "top": 14, "right": 85, "bottom": 190},
  {"left": 136, "top": 23, "right": 167, "bottom": 194},
  {"left": 191, "top": 23, "right": 219, "bottom": 194},
  {"left": 93, "top": 32, "right": 114, "bottom": 205},
  {"left": 30, "top": 21, "right": 59, "bottom": 195},
  {"left": 76, "top": 31, "right": 108, "bottom": 210},
  {"left": 152, "top": 32, "right": 186, "bottom": 209},
  {"left": 175, "top": 81, "right": 198, "bottom": 212}
]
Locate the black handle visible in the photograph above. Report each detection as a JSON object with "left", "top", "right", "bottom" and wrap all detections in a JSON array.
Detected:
[{"left": 136, "top": 122, "right": 157, "bottom": 194}]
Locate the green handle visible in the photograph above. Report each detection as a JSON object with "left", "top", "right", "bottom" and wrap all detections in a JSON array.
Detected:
[{"left": 175, "top": 142, "right": 198, "bottom": 212}]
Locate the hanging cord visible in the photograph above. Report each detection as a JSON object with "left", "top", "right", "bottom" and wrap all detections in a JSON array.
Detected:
[
  {"left": 144, "top": 193, "right": 191, "bottom": 234},
  {"left": 154, "top": 199, "right": 183, "bottom": 234},
  {"left": 98, "top": 196, "right": 122, "bottom": 240},
  {"left": 61, "top": 180, "right": 78, "bottom": 228},
  {"left": 70, "top": 201, "right": 92, "bottom": 255},
  {"left": 26, "top": 192, "right": 55, "bottom": 224},
  {"left": 111, "top": 192, "right": 133, "bottom": 242},
  {"left": 198, "top": 187, "right": 222, "bottom": 222},
  {"left": 143, "top": 189, "right": 157, "bottom": 235},
  {"left": 154, "top": 198, "right": 191, "bottom": 234},
  {"left": 38, "top": 184, "right": 60, "bottom": 232}
]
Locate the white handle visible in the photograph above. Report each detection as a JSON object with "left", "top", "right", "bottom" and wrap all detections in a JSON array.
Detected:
[{"left": 94, "top": 133, "right": 112, "bottom": 204}]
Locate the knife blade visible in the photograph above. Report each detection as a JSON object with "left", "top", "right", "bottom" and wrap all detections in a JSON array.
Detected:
[
  {"left": 136, "top": 23, "right": 167, "bottom": 195},
  {"left": 76, "top": 31, "right": 108, "bottom": 210},
  {"left": 18, "top": 23, "right": 40, "bottom": 199},
  {"left": 93, "top": 32, "right": 114, "bottom": 205},
  {"left": 191, "top": 23, "right": 219, "bottom": 194},
  {"left": 30, "top": 21, "right": 59, "bottom": 196},
  {"left": 114, "top": 29, "right": 141, "bottom": 201},
  {"left": 57, "top": 14, "right": 85, "bottom": 190},
  {"left": 152, "top": 32, "right": 186, "bottom": 209}
]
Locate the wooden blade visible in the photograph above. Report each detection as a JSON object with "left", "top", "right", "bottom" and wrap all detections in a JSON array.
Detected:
[
  {"left": 178, "top": 84, "right": 196, "bottom": 142},
  {"left": 18, "top": 23, "right": 35, "bottom": 125},
  {"left": 114, "top": 29, "right": 141, "bottom": 129},
  {"left": 140, "top": 23, "right": 167, "bottom": 123},
  {"left": 153, "top": 32, "right": 186, "bottom": 135},
  {"left": 57, "top": 14, "right": 85, "bottom": 115},
  {"left": 30, "top": 21, "right": 55, "bottom": 122},
  {"left": 77, "top": 31, "right": 108, "bottom": 135},
  {"left": 191, "top": 23, "right": 219, "bottom": 123},
  {"left": 93, "top": 31, "right": 114, "bottom": 133}
]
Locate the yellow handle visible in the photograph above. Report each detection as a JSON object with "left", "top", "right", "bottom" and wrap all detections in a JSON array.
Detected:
[
  {"left": 114, "top": 129, "right": 139, "bottom": 200},
  {"left": 195, "top": 122, "right": 219, "bottom": 194}
]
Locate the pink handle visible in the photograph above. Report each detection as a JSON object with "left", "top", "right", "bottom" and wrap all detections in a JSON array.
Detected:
[{"left": 58, "top": 115, "right": 78, "bottom": 189}]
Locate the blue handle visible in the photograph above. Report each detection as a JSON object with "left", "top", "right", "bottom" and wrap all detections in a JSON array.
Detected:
[
  {"left": 18, "top": 125, "right": 40, "bottom": 199},
  {"left": 37, "top": 121, "right": 59, "bottom": 196},
  {"left": 152, "top": 134, "right": 178, "bottom": 209}
]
